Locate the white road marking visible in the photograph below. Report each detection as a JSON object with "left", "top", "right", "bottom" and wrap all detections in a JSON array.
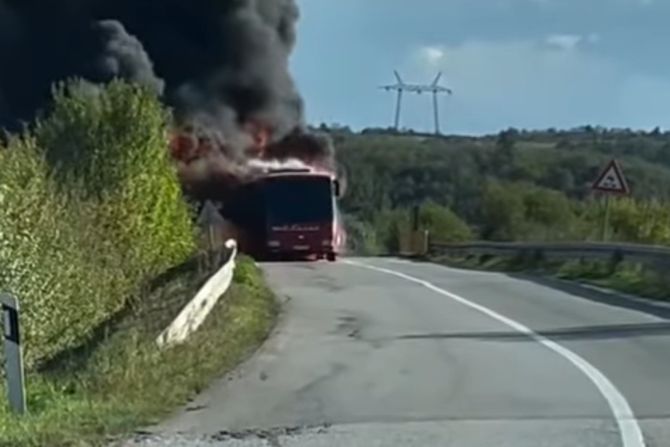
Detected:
[
  {"left": 380, "top": 258, "right": 502, "bottom": 276},
  {"left": 344, "top": 259, "right": 646, "bottom": 447}
]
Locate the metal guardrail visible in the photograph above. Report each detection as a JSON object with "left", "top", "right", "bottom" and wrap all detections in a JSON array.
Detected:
[{"left": 429, "top": 241, "right": 670, "bottom": 269}]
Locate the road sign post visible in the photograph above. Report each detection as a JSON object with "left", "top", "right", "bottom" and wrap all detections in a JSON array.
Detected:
[
  {"left": 602, "top": 195, "right": 612, "bottom": 242},
  {"left": 198, "top": 201, "right": 227, "bottom": 269},
  {"left": 2, "top": 294, "right": 27, "bottom": 415},
  {"left": 592, "top": 159, "right": 630, "bottom": 242}
]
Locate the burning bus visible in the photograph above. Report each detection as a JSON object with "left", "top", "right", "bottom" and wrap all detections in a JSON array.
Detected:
[
  {"left": 222, "top": 167, "right": 344, "bottom": 261},
  {"left": 170, "top": 128, "right": 344, "bottom": 261}
]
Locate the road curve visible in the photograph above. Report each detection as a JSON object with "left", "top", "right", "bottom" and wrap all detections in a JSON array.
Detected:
[{"left": 123, "top": 258, "right": 670, "bottom": 447}]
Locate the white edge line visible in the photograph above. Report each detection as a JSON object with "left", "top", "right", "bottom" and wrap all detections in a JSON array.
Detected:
[
  {"left": 380, "top": 257, "right": 504, "bottom": 276},
  {"left": 343, "top": 259, "right": 646, "bottom": 447}
]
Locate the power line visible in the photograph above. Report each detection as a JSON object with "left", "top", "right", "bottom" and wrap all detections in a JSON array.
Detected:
[{"left": 380, "top": 70, "right": 453, "bottom": 135}]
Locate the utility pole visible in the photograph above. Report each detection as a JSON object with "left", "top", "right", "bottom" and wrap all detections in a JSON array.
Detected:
[{"left": 380, "top": 70, "right": 452, "bottom": 134}]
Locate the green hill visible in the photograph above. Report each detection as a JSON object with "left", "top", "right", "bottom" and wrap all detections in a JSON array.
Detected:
[{"left": 324, "top": 126, "right": 670, "bottom": 252}]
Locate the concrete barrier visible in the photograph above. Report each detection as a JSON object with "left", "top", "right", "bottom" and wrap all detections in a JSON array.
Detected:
[{"left": 156, "top": 239, "right": 238, "bottom": 349}]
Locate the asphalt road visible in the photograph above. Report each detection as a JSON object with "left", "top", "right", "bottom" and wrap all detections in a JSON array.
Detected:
[{"left": 123, "top": 258, "right": 670, "bottom": 447}]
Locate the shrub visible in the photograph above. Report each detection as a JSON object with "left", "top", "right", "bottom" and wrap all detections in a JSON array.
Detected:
[
  {"left": 418, "top": 201, "right": 473, "bottom": 243},
  {"left": 233, "top": 255, "right": 262, "bottom": 289},
  {"left": 36, "top": 79, "right": 195, "bottom": 276},
  {"left": 0, "top": 136, "right": 128, "bottom": 366},
  {"left": 480, "top": 181, "right": 527, "bottom": 241},
  {"left": 0, "top": 80, "right": 195, "bottom": 367},
  {"left": 373, "top": 208, "right": 411, "bottom": 253},
  {"left": 343, "top": 214, "right": 381, "bottom": 255}
]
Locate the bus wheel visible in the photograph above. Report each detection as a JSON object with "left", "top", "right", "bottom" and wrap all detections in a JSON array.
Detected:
[{"left": 327, "top": 252, "right": 337, "bottom": 262}]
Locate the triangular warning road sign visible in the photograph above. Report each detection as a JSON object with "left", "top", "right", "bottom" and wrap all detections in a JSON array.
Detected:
[{"left": 592, "top": 159, "right": 630, "bottom": 195}]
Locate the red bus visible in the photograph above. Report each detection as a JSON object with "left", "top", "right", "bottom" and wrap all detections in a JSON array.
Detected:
[{"left": 222, "top": 168, "right": 343, "bottom": 261}]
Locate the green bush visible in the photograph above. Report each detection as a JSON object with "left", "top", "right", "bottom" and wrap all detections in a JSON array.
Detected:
[
  {"left": 36, "top": 80, "right": 195, "bottom": 276},
  {"left": 373, "top": 208, "right": 411, "bottom": 253},
  {"left": 343, "top": 214, "right": 381, "bottom": 255},
  {"left": 418, "top": 201, "right": 473, "bottom": 243},
  {"left": 233, "top": 255, "right": 262, "bottom": 289},
  {"left": 480, "top": 181, "right": 527, "bottom": 241},
  {"left": 0, "top": 80, "right": 195, "bottom": 367},
  {"left": 0, "top": 137, "right": 126, "bottom": 366},
  {"left": 479, "top": 180, "right": 583, "bottom": 241}
]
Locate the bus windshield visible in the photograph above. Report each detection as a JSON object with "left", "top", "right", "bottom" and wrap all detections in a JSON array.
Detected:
[{"left": 264, "top": 176, "right": 334, "bottom": 225}]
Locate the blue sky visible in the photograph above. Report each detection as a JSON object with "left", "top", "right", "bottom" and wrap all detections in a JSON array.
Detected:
[{"left": 291, "top": 0, "right": 670, "bottom": 135}]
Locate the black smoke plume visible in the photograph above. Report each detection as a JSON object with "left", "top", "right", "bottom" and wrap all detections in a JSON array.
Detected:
[
  {"left": 93, "top": 20, "right": 165, "bottom": 95},
  {"left": 0, "top": 0, "right": 334, "bottom": 176}
]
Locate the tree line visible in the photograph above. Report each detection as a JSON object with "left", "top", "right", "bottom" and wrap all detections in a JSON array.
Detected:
[{"left": 328, "top": 126, "right": 670, "bottom": 253}]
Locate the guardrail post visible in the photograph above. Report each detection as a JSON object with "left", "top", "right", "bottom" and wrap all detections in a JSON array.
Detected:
[
  {"left": 608, "top": 249, "right": 624, "bottom": 275},
  {"left": 2, "top": 293, "right": 27, "bottom": 415},
  {"left": 412, "top": 205, "right": 420, "bottom": 232}
]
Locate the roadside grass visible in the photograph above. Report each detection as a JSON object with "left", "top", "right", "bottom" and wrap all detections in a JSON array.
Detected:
[
  {"left": 434, "top": 253, "right": 670, "bottom": 302},
  {"left": 0, "top": 255, "right": 278, "bottom": 447},
  {"left": 557, "top": 259, "right": 670, "bottom": 301}
]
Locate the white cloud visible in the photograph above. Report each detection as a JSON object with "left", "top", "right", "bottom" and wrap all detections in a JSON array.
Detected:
[
  {"left": 546, "top": 33, "right": 601, "bottom": 50},
  {"left": 419, "top": 46, "right": 446, "bottom": 65},
  {"left": 545, "top": 34, "right": 587, "bottom": 51},
  {"left": 408, "top": 39, "right": 670, "bottom": 132}
]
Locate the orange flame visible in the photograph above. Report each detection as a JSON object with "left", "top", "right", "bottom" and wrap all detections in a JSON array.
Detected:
[
  {"left": 169, "top": 128, "right": 224, "bottom": 165},
  {"left": 169, "top": 121, "right": 275, "bottom": 165},
  {"left": 170, "top": 133, "right": 198, "bottom": 163}
]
